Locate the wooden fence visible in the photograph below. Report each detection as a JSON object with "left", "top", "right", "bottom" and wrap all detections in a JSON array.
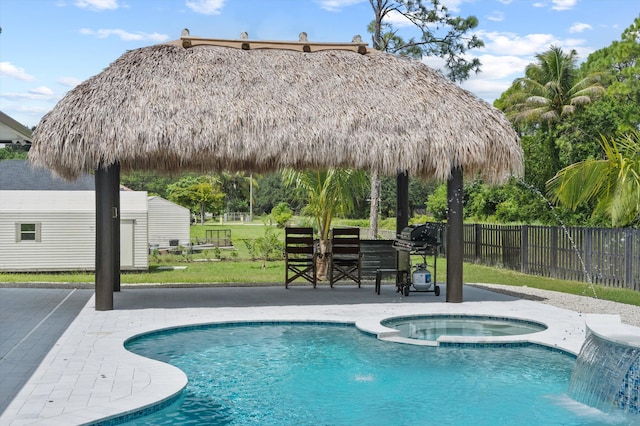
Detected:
[{"left": 463, "top": 224, "right": 639, "bottom": 291}]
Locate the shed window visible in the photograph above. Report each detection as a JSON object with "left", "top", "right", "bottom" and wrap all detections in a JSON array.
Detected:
[{"left": 16, "top": 223, "right": 41, "bottom": 242}]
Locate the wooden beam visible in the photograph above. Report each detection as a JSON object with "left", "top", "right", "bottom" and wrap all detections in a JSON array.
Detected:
[
  {"left": 179, "top": 29, "right": 370, "bottom": 54},
  {"left": 446, "top": 166, "right": 464, "bottom": 303}
]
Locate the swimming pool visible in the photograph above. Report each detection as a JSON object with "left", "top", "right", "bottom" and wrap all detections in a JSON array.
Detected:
[
  {"left": 115, "top": 323, "right": 620, "bottom": 425},
  {"left": 382, "top": 315, "right": 547, "bottom": 341}
]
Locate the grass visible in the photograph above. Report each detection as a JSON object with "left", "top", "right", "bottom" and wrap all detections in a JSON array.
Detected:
[
  {"left": 462, "top": 262, "right": 640, "bottom": 306},
  {"left": 1, "top": 221, "right": 639, "bottom": 307}
]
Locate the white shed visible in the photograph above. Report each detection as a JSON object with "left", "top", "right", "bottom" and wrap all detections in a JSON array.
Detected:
[
  {"left": 147, "top": 195, "right": 191, "bottom": 248},
  {"left": 0, "top": 190, "right": 148, "bottom": 272}
]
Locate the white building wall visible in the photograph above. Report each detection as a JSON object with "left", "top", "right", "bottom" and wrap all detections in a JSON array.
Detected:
[
  {"left": 147, "top": 196, "right": 191, "bottom": 248},
  {"left": 121, "top": 191, "right": 148, "bottom": 270},
  {"left": 0, "top": 190, "right": 148, "bottom": 272}
]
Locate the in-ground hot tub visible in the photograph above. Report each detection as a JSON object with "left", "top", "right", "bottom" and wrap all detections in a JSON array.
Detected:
[{"left": 381, "top": 315, "right": 547, "bottom": 341}]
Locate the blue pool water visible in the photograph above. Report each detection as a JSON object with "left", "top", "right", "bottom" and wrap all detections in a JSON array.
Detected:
[
  {"left": 382, "top": 315, "right": 547, "bottom": 341},
  {"left": 117, "top": 323, "right": 623, "bottom": 425}
]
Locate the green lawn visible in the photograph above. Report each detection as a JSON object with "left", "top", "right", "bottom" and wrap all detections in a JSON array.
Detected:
[{"left": 1, "top": 222, "right": 639, "bottom": 307}]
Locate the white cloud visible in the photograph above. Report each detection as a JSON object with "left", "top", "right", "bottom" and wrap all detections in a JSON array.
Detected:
[
  {"left": 487, "top": 11, "right": 504, "bottom": 22},
  {"left": 0, "top": 62, "right": 35, "bottom": 81},
  {"left": 455, "top": 54, "right": 531, "bottom": 102},
  {"left": 460, "top": 78, "right": 511, "bottom": 103},
  {"left": 533, "top": 2, "right": 545, "bottom": 7},
  {"left": 58, "top": 77, "right": 84, "bottom": 87},
  {"left": 422, "top": 53, "right": 524, "bottom": 103},
  {"left": 384, "top": 10, "right": 414, "bottom": 27},
  {"left": 569, "top": 22, "right": 592, "bottom": 33},
  {"left": 185, "top": 0, "right": 225, "bottom": 15},
  {"left": 318, "top": 0, "right": 364, "bottom": 11},
  {"left": 440, "top": 0, "right": 462, "bottom": 13},
  {"left": 1, "top": 86, "right": 55, "bottom": 101},
  {"left": 422, "top": 56, "right": 447, "bottom": 71},
  {"left": 478, "top": 31, "right": 557, "bottom": 56},
  {"left": 477, "top": 30, "right": 589, "bottom": 57},
  {"left": 496, "top": 0, "right": 512, "bottom": 4},
  {"left": 79, "top": 28, "right": 169, "bottom": 42},
  {"left": 551, "top": 0, "right": 578, "bottom": 11},
  {"left": 473, "top": 54, "right": 531, "bottom": 79},
  {"left": 74, "top": 0, "right": 119, "bottom": 11},
  {"left": 30, "top": 86, "right": 54, "bottom": 96}
]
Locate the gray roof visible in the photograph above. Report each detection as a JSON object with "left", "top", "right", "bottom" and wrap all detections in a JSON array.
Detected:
[
  {"left": 0, "top": 111, "right": 32, "bottom": 145},
  {"left": 0, "top": 160, "right": 94, "bottom": 190}
]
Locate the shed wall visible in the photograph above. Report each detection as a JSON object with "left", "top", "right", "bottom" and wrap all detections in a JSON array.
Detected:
[
  {"left": 0, "top": 191, "right": 148, "bottom": 271},
  {"left": 147, "top": 196, "right": 191, "bottom": 248}
]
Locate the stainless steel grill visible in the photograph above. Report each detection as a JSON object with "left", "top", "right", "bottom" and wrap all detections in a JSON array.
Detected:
[
  {"left": 393, "top": 223, "right": 443, "bottom": 253},
  {"left": 392, "top": 223, "right": 444, "bottom": 296}
]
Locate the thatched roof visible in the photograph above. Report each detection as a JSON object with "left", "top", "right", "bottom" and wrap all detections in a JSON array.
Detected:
[{"left": 30, "top": 33, "right": 522, "bottom": 183}]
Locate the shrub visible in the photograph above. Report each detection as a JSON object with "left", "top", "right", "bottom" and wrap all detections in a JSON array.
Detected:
[{"left": 270, "top": 202, "right": 293, "bottom": 227}]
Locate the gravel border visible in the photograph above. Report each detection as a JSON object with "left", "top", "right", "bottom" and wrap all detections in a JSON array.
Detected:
[{"left": 469, "top": 283, "right": 640, "bottom": 328}]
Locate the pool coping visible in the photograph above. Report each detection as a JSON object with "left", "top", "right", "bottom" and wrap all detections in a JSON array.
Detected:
[{"left": 2, "top": 287, "right": 635, "bottom": 425}]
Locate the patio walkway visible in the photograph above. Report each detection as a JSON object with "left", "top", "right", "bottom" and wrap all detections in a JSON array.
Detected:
[
  {"left": 0, "top": 289, "right": 93, "bottom": 413},
  {"left": 0, "top": 283, "right": 597, "bottom": 425}
]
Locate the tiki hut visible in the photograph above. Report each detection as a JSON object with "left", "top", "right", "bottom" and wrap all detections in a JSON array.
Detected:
[{"left": 30, "top": 31, "right": 522, "bottom": 310}]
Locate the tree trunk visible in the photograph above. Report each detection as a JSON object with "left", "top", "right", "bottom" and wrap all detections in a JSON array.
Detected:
[
  {"left": 369, "top": 171, "right": 380, "bottom": 239},
  {"left": 200, "top": 203, "right": 205, "bottom": 225},
  {"left": 371, "top": 0, "right": 383, "bottom": 50},
  {"left": 317, "top": 238, "right": 330, "bottom": 281}
]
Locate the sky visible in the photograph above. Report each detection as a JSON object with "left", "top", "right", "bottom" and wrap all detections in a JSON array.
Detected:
[{"left": 0, "top": 0, "right": 638, "bottom": 129}]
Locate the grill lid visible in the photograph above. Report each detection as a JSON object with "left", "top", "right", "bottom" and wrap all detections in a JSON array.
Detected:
[{"left": 398, "top": 223, "right": 443, "bottom": 245}]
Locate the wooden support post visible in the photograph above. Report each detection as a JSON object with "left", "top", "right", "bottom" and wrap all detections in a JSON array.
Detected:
[
  {"left": 446, "top": 166, "right": 463, "bottom": 303},
  {"left": 95, "top": 164, "right": 119, "bottom": 311},
  {"left": 111, "top": 164, "right": 121, "bottom": 292},
  {"left": 396, "top": 170, "right": 410, "bottom": 277}
]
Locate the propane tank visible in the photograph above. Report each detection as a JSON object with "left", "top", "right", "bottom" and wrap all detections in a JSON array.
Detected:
[{"left": 412, "top": 264, "right": 432, "bottom": 290}]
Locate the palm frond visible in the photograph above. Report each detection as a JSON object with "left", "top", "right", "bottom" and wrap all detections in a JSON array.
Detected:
[
  {"left": 546, "top": 159, "right": 610, "bottom": 207},
  {"left": 548, "top": 131, "right": 640, "bottom": 226},
  {"left": 561, "top": 105, "right": 575, "bottom": 116}
]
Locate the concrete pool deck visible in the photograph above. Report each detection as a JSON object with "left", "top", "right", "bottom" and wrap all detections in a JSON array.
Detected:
[{"left": 0, "top": 283, "right": 629, "bottom": 425}]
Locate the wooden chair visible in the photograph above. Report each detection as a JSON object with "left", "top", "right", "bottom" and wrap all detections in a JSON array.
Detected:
[
  {"left": 285, "top": 227, "right": 317, "bottom": 288},
  {"left": 329, "top": 227, "right": 361, "bottom": 287}
]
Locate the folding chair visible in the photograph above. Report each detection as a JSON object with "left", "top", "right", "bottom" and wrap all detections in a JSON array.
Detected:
[
  {"left": 329, "top": 227, "right": 361, "bottom": 287},
  {"left": 285, "top": 227, "right": 317, "bottom": 288}
]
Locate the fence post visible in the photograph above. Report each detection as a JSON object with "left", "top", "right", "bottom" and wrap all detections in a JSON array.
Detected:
[
  {"left": 475, "top": 224, "right": 482, "bottom": 263},
  {"left": 550, "top": 226, "right": 558, "bottom": 278},
  {"left": 521, "top": 225, "right": 528, "bottom": 274},
  {"left": 624, "top": 228, "right": 634, "bottom": 290},
  {"left": 584, "top": 227, "right": 592, "bottom": 284}
]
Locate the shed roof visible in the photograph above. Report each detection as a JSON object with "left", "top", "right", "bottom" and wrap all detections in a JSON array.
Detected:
[
  {"left": 0, "top": 111, "right": 32, "bottom": 145},
  {"left": 0, "top": 160, "right": 94, "bottom": 190}
]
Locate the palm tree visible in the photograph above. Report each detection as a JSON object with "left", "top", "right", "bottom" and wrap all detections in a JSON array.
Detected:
[
  {"left": 506, "top": 46, "right": 605, "bottom": 124},
  {"left": 546, "top": 131, "right": 640, "bottom": 227},
  {"left": 502, "top": 46, "right": 605, "bottom": 173},
  {"left": 283, "top": 168, "right": 369, "bottom": 279}
]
